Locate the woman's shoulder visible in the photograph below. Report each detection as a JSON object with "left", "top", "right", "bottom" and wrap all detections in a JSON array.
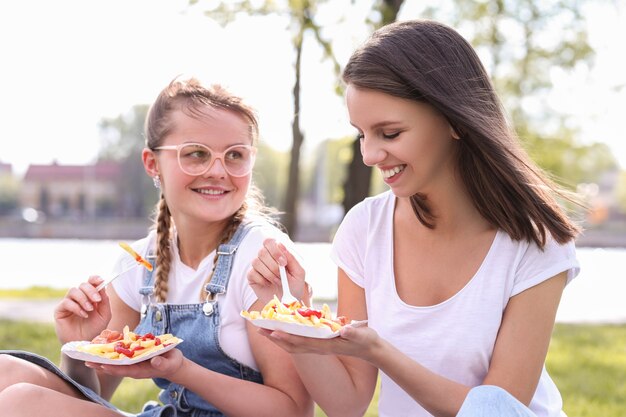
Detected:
[
  {"left": 238, "top": 216, "right": 293, "bottom": 250},
  {"left": 497, "top": 229, "right": 577, "bottom": 259},
  {"left": 344, "top": 190, "right": 394, "bottom": 221},
  {"left": 333, "top": 192, "right": 394, "bottom": 249},
  {"left": 495, "top": 230, "right": 579, "bottom": 285},
  {"left": 242, "top": 215, "right": 287, "bottom": 236}
]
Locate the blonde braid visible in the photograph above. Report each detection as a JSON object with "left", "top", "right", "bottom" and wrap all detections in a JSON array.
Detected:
[
  {"left": 198, "top": 202, "right": 249, "bottom": 301},
  {"left": 154, "top": 195, "right": 173, "bottom": 303}
]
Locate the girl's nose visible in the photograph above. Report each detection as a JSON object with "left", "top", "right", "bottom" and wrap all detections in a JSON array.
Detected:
[
  {"left": 360, "top": 137, "right": 386, "bottom": 167},
  {"left": 203, "top": 157, "right": 228, "bottom": 178}
]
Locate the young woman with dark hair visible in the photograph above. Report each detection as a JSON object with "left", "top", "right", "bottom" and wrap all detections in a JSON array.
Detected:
[{"left": 248, "top": 20, "right": 581, "bottom": 417}]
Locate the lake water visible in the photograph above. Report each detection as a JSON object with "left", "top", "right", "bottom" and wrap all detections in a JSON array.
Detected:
[{"left": 0, "top": 238, "right": 624, "bottom": 323}]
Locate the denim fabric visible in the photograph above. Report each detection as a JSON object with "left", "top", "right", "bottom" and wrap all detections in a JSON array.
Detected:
[
  {"left": 457, "top": 386, "right": 537, "bottom": 417},
  {"left": 134, "top": 221, "right": 263, "bottom": 417}
]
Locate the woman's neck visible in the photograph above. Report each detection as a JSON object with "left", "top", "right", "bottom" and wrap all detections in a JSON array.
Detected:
[
  {"left": 396, "top": 178, "right": 492, "bottom": 238},
  {"left": 174, "top": 219, "right": 230, "bottom": 269}
]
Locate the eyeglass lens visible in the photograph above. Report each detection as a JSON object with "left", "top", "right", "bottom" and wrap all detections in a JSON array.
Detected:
[{"left": 178, "top": 143, "right": 253, "bottom": 176}]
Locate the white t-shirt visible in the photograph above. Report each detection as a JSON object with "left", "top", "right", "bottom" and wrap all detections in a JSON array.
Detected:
[
  {"left": 112, "top": 221, "right": 293, "bottom": 371},
  {"left": 330, "top": 191, "right": 580, "bottom": 417}
]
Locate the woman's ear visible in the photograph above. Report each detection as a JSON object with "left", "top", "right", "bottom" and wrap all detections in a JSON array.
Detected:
[
  {"left": 142, "top": 148, "right": 159, "bottom": 177},
  {"left": 450, "top": 125, "right": 461, "bottom": 140}
]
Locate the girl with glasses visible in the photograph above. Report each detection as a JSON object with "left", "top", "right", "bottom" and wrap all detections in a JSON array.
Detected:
[
  {"left": 247, "top": 20, "right": 582, "bottom": 417},
  {"left": 0, "top": 78, "right": 313, "bottom": 417}
]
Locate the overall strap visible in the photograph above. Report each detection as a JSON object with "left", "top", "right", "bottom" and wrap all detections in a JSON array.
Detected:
[
  {"left": 204, "top": 221, "right": 262, "bottom": 295},
  {"left": 139, "top": 249, "right": 157, "bottom": 296},
  {"left": 138, "top": 249, "right": 157, "bottom": 317}
]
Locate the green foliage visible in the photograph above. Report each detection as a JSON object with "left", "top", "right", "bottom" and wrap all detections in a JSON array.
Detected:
[
  {"left": 520, "top": 125, "right": 618, "bottom": 188},
  {"left": 2, "top": 321, "right": 623, "bottom": 416},
  {"left": 253, "top": 142, "right": 290, "bottom": 210},
  {"left": 305, "top": 137, "right": 353, "bottom": 204},
  {"left": 98, "top": 104, "right": 157, "bottom": 217},
  {"left": 430, "top": 0, "right": 595, "bottom": 106},
  {"left": 98, "top": 104, "right": 150, "bottom": 161}
]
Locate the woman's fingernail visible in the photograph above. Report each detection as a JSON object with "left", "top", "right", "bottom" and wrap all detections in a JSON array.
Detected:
[
  {"left": 93, "top": 294, "right": 101, "bottom": 302},
  {"left": 279, "top": 257, "right": 287, "bottom": 266},
  {"left": 84, "top": 302, "right": 93, "bottom": 311}
]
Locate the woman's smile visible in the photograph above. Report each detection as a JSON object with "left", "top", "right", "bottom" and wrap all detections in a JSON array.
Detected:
[{"left": 380, "top": 164, "right": 406, "bottom": 183}]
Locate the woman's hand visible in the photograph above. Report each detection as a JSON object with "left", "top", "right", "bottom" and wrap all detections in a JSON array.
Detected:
[
  {"left": 260, "top": 324, "right": 384, "bottom": 363},
  {"left": 247, "top": 238, "right": 310, "bottom": 305},
  {"left": 86, "top": 349, "right": 185, "bottom": 380},
  {"left": 54, "top": 275, "right": 112, "bottom": 344}
]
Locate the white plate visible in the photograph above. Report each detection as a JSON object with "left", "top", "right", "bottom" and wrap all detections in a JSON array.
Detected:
[
  {"left": 61, "top": 339, "right": 183, "bottom": 365},
  {"left": 242, "top": 315, "right": 368, "bottom": 339}
]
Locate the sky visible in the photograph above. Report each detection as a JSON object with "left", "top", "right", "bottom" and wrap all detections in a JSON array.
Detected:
[{"left": 1, "top": 0, "right": 625, "bottom": 178}]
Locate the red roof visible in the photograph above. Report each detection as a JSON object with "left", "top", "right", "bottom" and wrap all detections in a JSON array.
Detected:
[{"left": 24, "top": 161, "right": 122, "bottom": 182}]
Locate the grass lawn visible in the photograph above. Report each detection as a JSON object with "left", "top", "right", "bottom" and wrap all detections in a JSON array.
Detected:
[
  {"left": 1, "top": 320, "right": 624, "bottom": 416},
  {"left": 0, "top": 287, "right": 67, "bottom": 299}
]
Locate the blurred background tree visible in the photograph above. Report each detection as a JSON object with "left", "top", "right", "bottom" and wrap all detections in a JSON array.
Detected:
[
  {"left": 341, "top": 0, "right": 405, "bottom": 215},
  {"left": 93, "top": 0, "right": 622, "bottom": 240},
  {"left": 97, "top": 104, "right": 156, "bottom": 218},
  {"left": 195, "top": 0, "right": 342, "bottom": 238}
]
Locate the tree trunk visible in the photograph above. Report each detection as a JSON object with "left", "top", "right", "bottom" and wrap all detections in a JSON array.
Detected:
[
  {"left": 341, "top": 137, "right": 372, "bottom": 214},
  {"left": 283, "top": 30, "right": 305, "bottom": 238},
  {"left": 341, "top": 0, "right": 403, "bottom": 215}
]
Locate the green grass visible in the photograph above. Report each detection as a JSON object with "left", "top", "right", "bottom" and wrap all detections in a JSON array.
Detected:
[
  {"left": 547, "top": 324, "right": 626, "bottom": 417},
  {"left": 1, "top": 321, "right": 623, "bottom": 416}
]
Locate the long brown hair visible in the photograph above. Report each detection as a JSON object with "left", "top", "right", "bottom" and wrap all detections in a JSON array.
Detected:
[
  {"left": 342, "top": 20, "right": 581, "bottom": 247},
  {"left": 145, "top": 77, "right": 275, "bottom": 302}
]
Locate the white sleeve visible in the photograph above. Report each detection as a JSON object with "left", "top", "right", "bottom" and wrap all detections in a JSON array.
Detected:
[
  {"left": 512, "top": 238, "right": 580, "bottom": 297},
  {"left": 111, "top": 234, "right": 154, "bottom": 312},
  {"left": 330, "top": 202, "right": 367, "bottom": 288},
  {"left": 229, "top": 223, "right": 296, "bottom": 311}
]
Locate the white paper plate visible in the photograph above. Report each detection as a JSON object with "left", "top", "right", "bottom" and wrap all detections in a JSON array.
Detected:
[
  {"left": 61, "top": 339, "right": 183, "bottom": 365},
  {"left": 242, "top": 315, "right": 368, "bottom": 339}
]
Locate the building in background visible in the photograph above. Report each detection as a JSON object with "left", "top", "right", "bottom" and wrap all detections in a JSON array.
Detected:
[{"left": 20, "top": 161, "right": 122, "bottom": 219}]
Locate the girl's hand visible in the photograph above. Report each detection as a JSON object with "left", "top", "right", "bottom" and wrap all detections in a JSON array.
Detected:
[
  {"left": 260, "top": 324, "right": 383, "bottom": 362},
  {"left": 247, "top": 238, "right": 310, "bottom": 305},
  {"left": 86, "top": 349, "right": 185, "bottom": 380},
  {"left": 54, "top": 275, "right": 112, "bottom": 344}
]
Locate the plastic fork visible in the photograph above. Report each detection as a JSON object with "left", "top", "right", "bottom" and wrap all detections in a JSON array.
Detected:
[
  {"left": 95, "top": 263, "right": 139, "bottom": 292},
  {"left": 279, "top": 265, "right": 298, "bottom": 304}
]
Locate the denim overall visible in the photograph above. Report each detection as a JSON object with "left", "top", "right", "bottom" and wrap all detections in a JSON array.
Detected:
[{"left": 136, "top": 221, "right": 263, "bottom": 417}]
